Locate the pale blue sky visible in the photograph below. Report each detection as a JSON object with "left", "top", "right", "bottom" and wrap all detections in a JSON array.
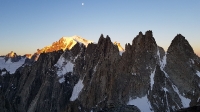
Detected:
[{"left": 0, "top": 0, "right": 200, "bottom": 55}]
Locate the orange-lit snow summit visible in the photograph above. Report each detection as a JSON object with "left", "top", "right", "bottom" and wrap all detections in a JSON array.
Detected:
[
  {"left": 113, "top": 41, "right": 125, "bottom": 55},
  {"left": 6, "top": 51, "right": 16, "bottom": 58},
  {"left": 36, "top": 35, "right": 93, "bottom": 54},
  {"left": 32, "top": 35, "right": 125, "bottom": 61}
]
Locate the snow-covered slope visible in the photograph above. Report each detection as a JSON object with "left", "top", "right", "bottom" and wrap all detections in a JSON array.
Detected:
[
  {"left": 36, "top": 36, "right": 93, "bottom": 55},
  {"left": 0, "top": 57, "right": 25, "bottom": 74},
  {"left": 72, "top": 35, "right": 93, "bottom": 47},
  {"left": 127, "top": 95, "right": 153, "bottom": 112}
]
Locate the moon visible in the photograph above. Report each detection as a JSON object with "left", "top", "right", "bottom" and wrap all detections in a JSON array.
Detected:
[{"left": 82, "top": 3, "right": 84, "bottom": 6}]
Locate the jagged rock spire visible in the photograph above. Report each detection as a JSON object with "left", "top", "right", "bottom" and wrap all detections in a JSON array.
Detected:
[
  {"left": 131, "top": 30, "right": 157, "bottom": 53},
  {"left": 167, "top": 34, "right": 194, "bottom": 57},
  {"left": 145, "top": 30, "right": 153, "bottom": 37}
]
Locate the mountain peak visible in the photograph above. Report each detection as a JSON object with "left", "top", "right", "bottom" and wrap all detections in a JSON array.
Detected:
[
  {"left": 1, "top": 31, "right": 200, "bottom": 112},
  {"left": 98, "top": 34, "right": 110, "bottom": 44},
  {"left": 6, "top": 51, "right": 17, "bottom": 58},
  {"left": 24, "top": 54, "right": 32, "bottom": 59},
  {"left": 139, "top": 31, "right": 143, "bottom": 36},
  {"left": 131, "top": 30, "right": 157, "bottom": 53},
  {"left": 167, "top": 34, "right": 194, "bottom": 57},
  {"left": 36, "top": 36, "right": 92, "bottom": 55},
  {"left": 4, "top": 51, "right": 23, "bottom": 62},
  {"left": 145, "top": 30, "right": 153, "bottom": 37}
]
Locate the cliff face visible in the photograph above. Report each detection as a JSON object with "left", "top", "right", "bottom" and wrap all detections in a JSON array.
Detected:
[
  {"left": 165, "top": 34, "right": 200, "bottom": 107},
  {"left": 0, "top": 31, "right": 200, "bottom": 112}
]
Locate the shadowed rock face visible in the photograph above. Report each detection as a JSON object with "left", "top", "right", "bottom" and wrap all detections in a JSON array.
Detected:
[
  {"left": 168, "top": 34, "right": 194, "bottom": 57},
  {"left": 165, "top": 34, "right": 200, "bottom": 107},
  {"left": 0, "top": 31, "right": 200, "bottom": 112},
  {"left": 176, "top": 106, "right": 200, "bottom": 112}
]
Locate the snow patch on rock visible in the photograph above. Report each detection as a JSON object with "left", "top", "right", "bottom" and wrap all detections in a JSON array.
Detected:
[
  {"left": 132, "top": 73, "right": 136, "bottom": 75},
  {"left": 172, "top": 84, "right": 191, "bottom": 107},
  {"left": 196, "top": 70, "right": 200, "bottom": 77},
  {"left": 119, "top": 51, "right": 124, "bottom": 56},
  {"left": 59, "top": 77, "right": 65, "bottom": 83},
  {"left": 163, "top": 87, "right": 168, "bottom": 92},
  {"left": 70, "top": 79, "right": 84, "bottom": 101},
  {"left": 157, "top": 47, "right": 167, "bottom": 69},
  {"left": 190, "top": 59, "right": 195, "bottom": 64},
  {"left": 150, "top": 68, "right": 156, "bottom": 90},
  {"left": 127, "top": 95, "right": 153, "bottom": 112},
  {"left": 55, "top": 56, "right": 74, "bottom": 83},
  {"left": 1, "top": 71, "right": 6, "bottom": 76}
]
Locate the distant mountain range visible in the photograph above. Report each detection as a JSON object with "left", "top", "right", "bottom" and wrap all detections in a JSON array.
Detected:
[{"left": 0, "top": 30, "right": 200, "bottom": 112}]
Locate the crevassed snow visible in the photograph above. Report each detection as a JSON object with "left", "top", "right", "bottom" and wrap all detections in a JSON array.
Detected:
[
  {"left": 172, "top": 84, "right": 191, "bottom": 107},
  {"left": 0, "top": 57, "right": 25, "bottom": 74},
  {"left": 150, "top": 68, "right": 156, "bottom": 90},
  {"left": 196, "top": 70, "right": 200, "bottom": 77},
  {"left": 127, "top": 95, "right": 152, "bottom": 112},
  {"left": 70, "top": 79, "right": 84, "bottom": 101}
]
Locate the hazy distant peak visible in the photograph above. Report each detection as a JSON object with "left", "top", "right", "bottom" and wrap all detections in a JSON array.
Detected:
[
  {"left": 113, "top": 41, "right": 125, "bottom": 52},
  {"left": 6, "top": 51, "right": 17, "bottom": 58}
]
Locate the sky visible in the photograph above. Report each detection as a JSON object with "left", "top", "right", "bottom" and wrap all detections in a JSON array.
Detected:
[{"left": 0, "top": 0, "right": 200, "bottom": 56}]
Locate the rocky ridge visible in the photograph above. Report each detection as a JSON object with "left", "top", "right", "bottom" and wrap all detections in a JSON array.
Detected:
[{"left": 0, "top": 31, "right": 200, "bottom": 112}]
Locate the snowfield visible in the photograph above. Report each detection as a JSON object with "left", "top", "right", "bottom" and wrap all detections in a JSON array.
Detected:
[{"left": 0, "top": 57, "right": 25, "bottom": 74}]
